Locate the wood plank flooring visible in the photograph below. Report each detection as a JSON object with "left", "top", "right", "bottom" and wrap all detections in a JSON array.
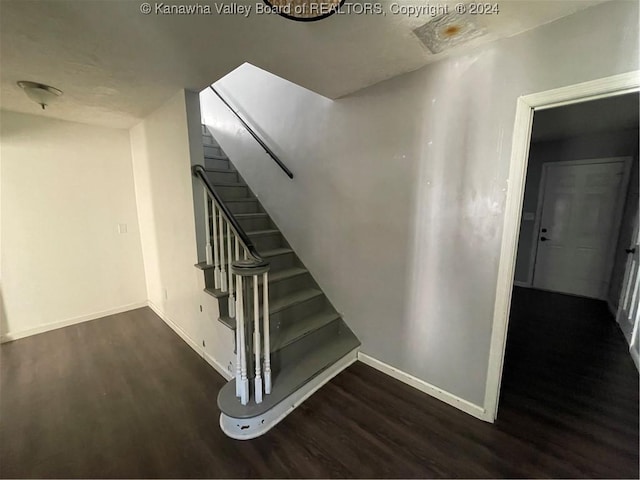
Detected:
[{"left": 1, "top": 288, "right": 638, "bottom": 478}]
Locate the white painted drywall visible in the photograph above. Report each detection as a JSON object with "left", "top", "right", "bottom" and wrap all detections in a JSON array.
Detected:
[
  {"left": 0, "top": 111, "right": 147, "bottom": 340},
  {"left": 514, "top": 129, "right": 639, "bottom": 285},
  {"left": 200, "top": 1, "right": 639, "bottom": 407},
  {"left": 129, "top": 90, "right": 235, "bottom": 378}
]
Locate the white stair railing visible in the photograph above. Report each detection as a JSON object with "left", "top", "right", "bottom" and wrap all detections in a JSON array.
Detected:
[{"left": 195, "top": 164, "right": 272, "bottom": 406}]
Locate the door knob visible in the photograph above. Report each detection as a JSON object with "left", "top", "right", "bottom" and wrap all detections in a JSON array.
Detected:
[
  {"left": 626, "top": 247, "right": 636, "bottom": 254},
  {"left": 540, "top": 236, "right": 549, "bottom": 242}
]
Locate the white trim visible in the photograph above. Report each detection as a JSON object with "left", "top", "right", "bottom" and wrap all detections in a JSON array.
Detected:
[
  {"left": 357, "top": 352, "right": 489, "bottom": 422},
  {"left": 147, "top": 300, "right": 233, "bottom": 381},
  {"left": 204, "top": 351, "right": 234, "bottom": 380},
  {"left": 221, "top": 349, "right": 358, "bottom": 440},
  {"left": 486, "top": 71, "right": 640, "bottom": 423},
  {"left": 147, "top": 300, "right": 201, "bottom": 353},
  {"left": 0, "top": 302, "right": 148, "bottom": 343}
]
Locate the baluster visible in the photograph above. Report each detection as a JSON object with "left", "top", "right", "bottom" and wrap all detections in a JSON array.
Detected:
[
  {"left": 204, "top": 190, "right": 213, "bottom": 266},
  {"left": 254, "top": 275, "right": 263, "bottom": 404},
  {"left": 235, "top": 271, "right": 242, "bottom": 398},
  {"left": 219, "top": 215, "right": 227, "bottom": 292},
  {"left": 212, "top": 202, "right": 220, "bottom": 289},
  {"left": 236, "top": 275, "right": 248, "bottom": 405},
  {"left": 263, "top": 271, "right": 272, "bottom": 394},
  {"left": 227, "top": 226, "right": 234, "bottom": 315}
]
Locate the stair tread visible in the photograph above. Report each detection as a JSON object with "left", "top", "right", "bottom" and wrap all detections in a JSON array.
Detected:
[
  {"left": 213, "top": 182, "right": 246, "bottom": 187},
  {"left": 235, "top": 213, "right": 268, "bottom": 218},
  {"left": 204, "top": 287, "right": 228, "bottom": 299},
  {"left": 203, "top": 167, "right": 236, "bottom": 173},
  {"left": 219, "top": 288, "right": 322, "bottom": 328},
  {"left": 270, "top": 288, "right": 323, "bottom": 314},
  {"left": 271, "top": 311, "right": 341, "bottom": 352},
  {"left": 261, "top": 247, "right": 294, "bottom": 257},
  {"left": 218, "top": 324, "right": 359, "bottom": 419},
  {"left": 247, "top": 229, "right": 280, "bottom": 237},
  {"left": 269, "top": 267, "right": 308, "bottom": 283},
  {"left": 204, "top": 154, "right": 228, "bottom": 160}
]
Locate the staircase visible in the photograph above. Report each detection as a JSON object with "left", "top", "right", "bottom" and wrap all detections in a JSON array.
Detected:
[{"left": 194, "top": 125, "right": 360, "bottom": 439}]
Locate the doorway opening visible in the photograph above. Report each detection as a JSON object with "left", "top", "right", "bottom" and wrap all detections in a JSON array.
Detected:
[
  {"left": 485, "top": 72, "right": 640, "bottom": 423},
  {"left": 486, "top": 79, "right": 639, "bottom": 476}
]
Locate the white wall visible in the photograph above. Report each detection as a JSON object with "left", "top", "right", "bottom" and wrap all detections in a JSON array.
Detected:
[
  {"left": 0, "top": 111, "right": 147, "bottom": 340},
  {"left": 129, "top": 90, "right": 235, "bottom": 378},
  {"left": 201, "top": 1, "right": 639, "bottom": 408}
]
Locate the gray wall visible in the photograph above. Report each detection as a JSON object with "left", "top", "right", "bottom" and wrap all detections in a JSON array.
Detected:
[
  {"left": 201, "top": 1, "right": 638, "bottom": 408},
  {"left": 514, "top": 129, "right": 639, "bottom": 284}
]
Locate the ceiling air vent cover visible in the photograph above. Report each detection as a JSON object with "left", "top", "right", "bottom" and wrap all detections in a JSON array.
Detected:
[{"left": 413, "top": 12, "right": 487, "bottom": 54}]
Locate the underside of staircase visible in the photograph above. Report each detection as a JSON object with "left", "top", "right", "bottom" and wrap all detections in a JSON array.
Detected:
[{"left": 195, "top": 125, "right": 360, "bottom": 439}]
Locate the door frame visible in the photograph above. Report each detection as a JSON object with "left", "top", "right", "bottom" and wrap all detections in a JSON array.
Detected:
[
  {"left": 526, "top": 157, "right": 632, "bottom": 296},
  {"left": 484, "top": 70, "right": 640, "bottom": 422}
]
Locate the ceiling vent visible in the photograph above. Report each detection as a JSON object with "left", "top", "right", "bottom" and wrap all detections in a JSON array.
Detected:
[{"left": 413, "top": 12, "right": 487, "bottom": 54}]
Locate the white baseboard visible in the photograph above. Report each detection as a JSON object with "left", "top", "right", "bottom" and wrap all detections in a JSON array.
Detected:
[
  {"left": 147, "top": 300, "right": 232, "bottom": 381},
  {"left": 0, "top": 302, "right": 148, "bottom": 343},
  {"left": 147, "top": 300, "right": 201, "bottom": 353},
  {"left": 357, "top": 352, "right": 490, "bottom": 422},
  {"left": 204, "top": 351, "right": 233, "bottom": 380}
]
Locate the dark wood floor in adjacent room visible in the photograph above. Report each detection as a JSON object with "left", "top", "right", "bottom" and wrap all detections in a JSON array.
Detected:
[{"left": 1, "top": 288, "right": 638, "bottom": 478}]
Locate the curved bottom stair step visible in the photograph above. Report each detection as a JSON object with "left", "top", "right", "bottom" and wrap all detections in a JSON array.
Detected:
[{"left": 217, "top": 319, "right": 360, "bottom": 421}]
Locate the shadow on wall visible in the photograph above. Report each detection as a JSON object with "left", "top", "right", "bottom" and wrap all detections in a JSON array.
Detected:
[{"left": 0, "top": 286, "right": 9, "bottom": 340}]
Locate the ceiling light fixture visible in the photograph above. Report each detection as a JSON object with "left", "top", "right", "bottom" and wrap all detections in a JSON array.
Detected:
[
  {"left": 413, "top": 12, "right": 487, "bottom": 54},
  {"left": 262, "top": 0, "right": 344, "bottom": 21},
  {"left": 17, "top": 81, "right": 63, "bottom": 110}
]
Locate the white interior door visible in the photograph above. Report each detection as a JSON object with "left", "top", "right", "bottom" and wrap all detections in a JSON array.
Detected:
[
  {"left": 533, "top": 159, "right": 630, "bottom": 299},
  {"left": 616, "top": 220, "right": 639, "bottom": 370}
]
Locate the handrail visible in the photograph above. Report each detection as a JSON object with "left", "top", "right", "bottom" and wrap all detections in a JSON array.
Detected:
[
  {"left": 192, "top": 164, "right": 262, "bottom": 261},
  {"left": 210, "top": 86, "right": 294, "bottom": 179}
]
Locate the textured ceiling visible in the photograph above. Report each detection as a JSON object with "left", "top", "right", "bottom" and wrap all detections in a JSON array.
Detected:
[{"left": 0, "top": 0, "right": 605, "bottom": 128}]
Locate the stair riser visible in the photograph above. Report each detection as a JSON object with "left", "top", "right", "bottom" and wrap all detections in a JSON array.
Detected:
[
  {"left": 217, "top": 185, "right": 251, "bottom": 199},
  {"left": 264, "top": 252, "right": 298, "bottom": 271},
  {"left": 250, "top": 233, "right": 284, "bottom": 252},
  {"left": 208, "top": 170, "right": 239, "bottom": 184},
  {"left": 267, "top": 272, "right": 315, "bottom": 299},
  {"left": 204, "top": 145, "right": 224, "bottom": 157},
  {"left": 271, "top": 295, "right": 327, "bottom": 331},
  {"left": 270, "top": 320, "right": 341, "bottom": 374},
  {"left": 226, "top": 201, "right": 261, "bottom": 214},
  {"left": 205, "top": 158, "right": 231, "bottom": 170},
  {"left": 236, "top": 216, "right": 271, "bottom": 231},
  {"left": 202, "top": 135, "right": 217, "bottom": 146}
]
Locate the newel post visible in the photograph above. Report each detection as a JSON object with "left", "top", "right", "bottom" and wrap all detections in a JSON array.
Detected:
[{"left": 231, "top": 258, "right": 271, "bottom": 405}]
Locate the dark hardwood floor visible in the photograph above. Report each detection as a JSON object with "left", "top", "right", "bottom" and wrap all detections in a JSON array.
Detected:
[{"left": 1, "top": 289, "right": 638, "bottom": 478}]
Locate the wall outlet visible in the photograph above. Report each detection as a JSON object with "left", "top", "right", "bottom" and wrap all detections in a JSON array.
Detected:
[{"left": 117, "top": 223, "right": 128, "bottom": 234}]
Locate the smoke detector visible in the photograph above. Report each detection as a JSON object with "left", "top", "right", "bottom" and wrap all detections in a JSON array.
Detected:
[{"left": 413, "top": 12, "right": 487, "bottom": 54}]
